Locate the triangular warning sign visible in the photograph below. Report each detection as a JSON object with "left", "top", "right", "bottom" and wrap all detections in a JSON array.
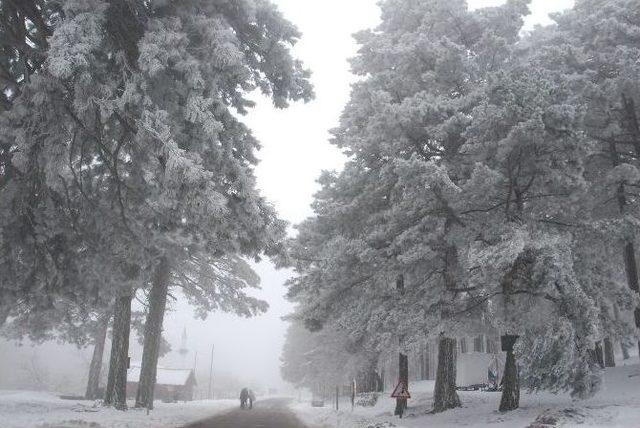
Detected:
[{"left": 391, "top": 381, "right": 411, "bottom": 399}]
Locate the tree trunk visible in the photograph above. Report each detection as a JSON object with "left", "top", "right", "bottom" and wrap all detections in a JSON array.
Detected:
[
  {"left": 85, "top": 312, "right": 110, "bottom": 400},
  {"left": 135, "top": 258, "right": 171, "bottom": 409},
  {"left": 604, "top": 338, "right": 616, "bottom": 368},
  {"left": 499, "top": 343, "right": 520, "bottom": 412},
  {"left": 432, "top": 335, "right": 460, "bottom": 413},
  {"left": 424, "top": 342, "right": 431, "bottom": 380},
  {"left": 433, "top": 243, "right": 462, "bottom": 414},
  {"left": 589, "top": 343, "right": 604, "bottom": 369},
  {"left": 594, "top": 341, "right": 605, "bottom": 368},
  {"left": 104, "top": 308, "right": 120, "bottom": 406},
  {"left": 104, "top": 293, "right": 132, "bottom": 410}
]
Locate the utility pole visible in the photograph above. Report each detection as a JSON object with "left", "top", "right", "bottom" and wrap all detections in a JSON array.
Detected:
[
  {"left": 351, "top": 378, "right": 356, "bottom": 410},
  {"left": 208, "top": 344, "right": 214, "bottom": 400}
]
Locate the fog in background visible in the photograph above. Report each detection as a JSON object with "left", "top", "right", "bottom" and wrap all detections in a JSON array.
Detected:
[{"left": 0, "top": 0, "right": 573, "bottom": 398}]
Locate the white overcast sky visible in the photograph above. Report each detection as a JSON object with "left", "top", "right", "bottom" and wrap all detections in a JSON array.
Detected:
[{"left": 165, "top": 0, "right": 576, "bottom": 393}]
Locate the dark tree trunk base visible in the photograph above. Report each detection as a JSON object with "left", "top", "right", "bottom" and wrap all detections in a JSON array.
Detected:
[
  {"left": 104, "top": 293, "right": 132, "bottom": 411},
  {"left": 593, "top": 342, "right": 605, "bottom": 368},
  {"left": 104, "top": 309, "right": 119, "bottom": 406},
  {"left": 432, "top": 336, "right": 460, "bottom": 413},
  {"left": 135, "top": 259, "right": 170, "bottom": 409},
  {"left": 499, "top": 349, "right": 520, "bottom": 412},
  {"left": 85, "top": 313, "right": 110, "bottom": 400},
  {"left": 394, "top": 398, "right": 407, "bottom": 417},
  {"left": 604, "top": 338, "right": 616, "bottom": 368}
]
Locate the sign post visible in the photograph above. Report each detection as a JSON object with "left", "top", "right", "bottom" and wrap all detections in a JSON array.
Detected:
[{"left": 391, "top": 380, "right": 411, "bottom": 418}]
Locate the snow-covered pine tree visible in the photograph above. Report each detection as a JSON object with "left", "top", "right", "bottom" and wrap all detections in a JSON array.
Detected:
[
  {"left": 284, "top": 161, "right": 422, "bottom": 397},
  {"left": 2, "top": 0, "right": 312, "bottom": 410},
  {"left": 286, "top": 0, "right": 533, "bottom": 414},
  {"left": 457, "top": 54, "right": 632, "bottom": 403},
  {"left": 129, "top": 0, "right": 312, "bottom": 409},
  {"left": 176, "top": 254, "right": 268, "bottom": 320},
  {"left": 0, "top": 1, "right": 56, "bottom": 236},
  {"left": 526, "top": 0, "right": 640, "bottom": 357},
  {"left": 340, "top": 0, "right": 531, "bottom": 413},
  {"left": 0, "top": 0, "right": 55, "bottom": 112},
  {"left": 512, "top": 234, "right": 636, "bottom": 398},
  {"left": 1, "top": 4, "right": 152, "bottom": 409}
]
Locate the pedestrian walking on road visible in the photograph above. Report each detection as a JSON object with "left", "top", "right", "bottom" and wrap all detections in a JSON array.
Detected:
[{"left": 240, "top": 388, "right": 249, "bottom": 409}]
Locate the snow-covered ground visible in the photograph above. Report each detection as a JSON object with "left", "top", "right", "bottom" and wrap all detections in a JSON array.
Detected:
[
  {"left": 292, "top": 362, "right": 640, "bottom": 428},
  {"left": 0, "top": 391, "right": 236, "bottom": 428}
]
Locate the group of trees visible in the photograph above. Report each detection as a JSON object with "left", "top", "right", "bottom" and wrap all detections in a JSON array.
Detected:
[
  {"left": 0, "top": 0, "right": 312, "bottom": 410},
  {"left": 282, "top": 0, "right": 640, "bottom": 414}
]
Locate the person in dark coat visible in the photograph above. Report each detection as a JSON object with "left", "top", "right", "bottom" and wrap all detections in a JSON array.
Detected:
[{"left": 240, "top": 387, "right": 249, "bottom": 409}]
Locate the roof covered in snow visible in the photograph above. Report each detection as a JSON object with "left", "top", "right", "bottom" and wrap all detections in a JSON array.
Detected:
[{"left": 127, "top": 365, "right": 196, "bottom": 386}]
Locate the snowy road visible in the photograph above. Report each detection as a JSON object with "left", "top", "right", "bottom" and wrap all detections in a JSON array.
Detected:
[{"left": 182, "top": 398, "right": 309, "bottom": 428}]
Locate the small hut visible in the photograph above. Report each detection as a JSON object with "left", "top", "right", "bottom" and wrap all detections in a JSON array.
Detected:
[{"left": 127, "top": 364, "right": 197, "bottom": 402}]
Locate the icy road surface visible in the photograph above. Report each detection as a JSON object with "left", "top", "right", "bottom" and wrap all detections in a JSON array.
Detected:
[{"left": 183, "top": 397, "right": 309, "bottom": 428}]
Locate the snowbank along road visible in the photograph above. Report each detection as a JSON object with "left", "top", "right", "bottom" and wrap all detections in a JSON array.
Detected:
[{"left": 182, "top": 397, "right": 309, "bottom": 428}]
